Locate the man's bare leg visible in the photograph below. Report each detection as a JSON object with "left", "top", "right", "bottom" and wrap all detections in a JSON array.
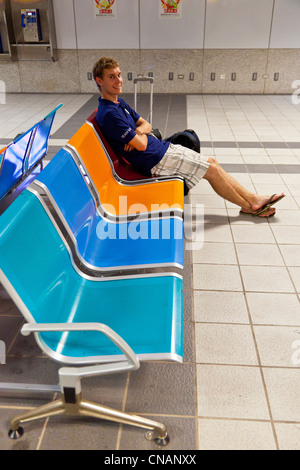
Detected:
[{"left": 203, "top": 158, "right": 284, "bottom": 216}]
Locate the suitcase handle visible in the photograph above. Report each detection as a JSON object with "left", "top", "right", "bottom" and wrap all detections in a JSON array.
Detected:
[
  {"left": 134, "top": 76, "right": 154, "bottom": 126},
  {"left": 133, "top": 77, "right": 154, "bottom": 84}
]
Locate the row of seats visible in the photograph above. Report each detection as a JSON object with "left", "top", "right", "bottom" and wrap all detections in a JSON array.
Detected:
[
  {"left": 0, "top": 107, "right": 185, "bottom": 445},
  {"left": 0, "top": 104, "right": 62, "bottom": 214}
]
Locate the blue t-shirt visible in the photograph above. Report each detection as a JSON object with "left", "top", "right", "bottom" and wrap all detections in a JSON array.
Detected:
[{"left": 96, "top": 97, "right": 170, "bottom": 176}]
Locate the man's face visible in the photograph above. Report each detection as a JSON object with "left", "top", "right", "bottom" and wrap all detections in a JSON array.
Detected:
[{"left": 97, "top": 66, "right": 123, "bottom": 98}]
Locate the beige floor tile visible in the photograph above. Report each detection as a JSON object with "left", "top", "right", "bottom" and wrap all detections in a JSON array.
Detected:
[
  {"left": 203, "top": 224, "right": 233, "bottom": 243},
  {"left": 240, "top": 266, "right": 295, "bottom": 293},
  {"left": 193, "top": 264, "right": 243, "bottom": 291},
  {"left": 289, "top": 185, "right": 300, "bottom": 197},
  {"left": 193, "top": 291, "right": 249, "bottom": 323},
  {"left": 195, "top": 324, "right": 258, "bottom": 365},
  {"left": 279, "top": 245, "right": 300, "bottom": 266},
  {"left": 204, "top": 208, "right": 229, "bottom": 224},
  {"left": 246, "top": 292, "right": 300, "bottom": 325},
  {"left": 196, "top": 364, "right": 270, "bottom": 420},
  {"left": 272, "top": 226, "right": 300, "bottom": 244},
  {"left": 198, "top": 418, "right": 276, "bottom": 450},
  {"left": 275, "top": 423, "right": 300, "bottom": 450},
  {"left": 190, "top": 194, "right": 226, "bottom": 209},
  {"left": 193, "top": 242, "right": 237, "bottom": 265},
  {"left": 231, "top": 224, "right": 276, "bottom": 243},
  {"left": 263, "top": 368, "right": 300, "bottom": 421},
  {"left": 249, "top": 173, "right": 284, "bottom": 184},
  {"left": 254, "top": 325, "right": 300, "bottom": 367},
  {"left": 268, "top": 210, "right": 300, "bottom": 225},
  {"left": 254, "top": 183, "right": 291, "bottom": 197},
  {"left": 190, "top": 181, "right": 216, "bottom": 195},
  {"left": 235, "top": 243, "right": 284, "bottom": 266}
]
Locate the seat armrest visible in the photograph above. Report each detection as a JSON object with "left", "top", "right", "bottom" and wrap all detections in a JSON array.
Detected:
[{"left": 21, "top": 322, "right": 139, "bottom": 372}]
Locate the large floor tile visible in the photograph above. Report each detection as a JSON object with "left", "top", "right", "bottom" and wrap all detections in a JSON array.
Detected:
[
  {"left": 231, "top": 224, "right": 276, "bottom": 243},
  {"left": 279, "top": 245, "right": 300, "bottom": 266},
  {"left": 192, "top": 242, "right": 237, "bottom": 265},
  {"left": 193, "top": 264, "right": 243, "bottom": 291},
  {"left": 275, "top": 423, "right": 300, "bottom": 450},
  {"left": 240, "top": 266, "right": 295, "bottom": 293},
  {"left": 254, "top": 325, "right": 300, "bottom": 367},
  {"left": 193, "top": 290, "right": 249, "bottom": 323},
  {"left": 246, "top": 292, "right": 300, "bottom": 325},
  {"left": 263, "top": 368, "right": 300, "bottom": 422},
  {"left": 198, "top": 418, "right": 276, "bottom": 450},
  {"left": 195, "top": 323, "right": 258, "bottom": 365},
  {"left": 196, "top": 364, "right": 270, "bottom": 420},
  {"left": 272, "top": 226, "right": 300, "bottom": 244},
  {"left": 235, "top": 243, "right": 284, "bottom": 266}
]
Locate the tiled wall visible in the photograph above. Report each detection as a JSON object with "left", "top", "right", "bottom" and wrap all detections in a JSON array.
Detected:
[
  {"left": 1, "top": 0, "right": 300, "bottom": 95},
  {"left": 1, "top": 48, "right": 300, "bottom": 95}
]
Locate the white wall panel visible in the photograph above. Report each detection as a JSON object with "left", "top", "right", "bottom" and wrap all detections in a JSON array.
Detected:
[
  {"left": 53, "top": 0, "right": 77, "bottom": 49},
  {"left": 73, "top": 0, "right": 139, "bottom": 49},
  {"left": 140, "top": 0, "right": 205, "bottom": 49},
  {"left": 270, "top": 0, "right": 300, "bottom": 48},
  {"left": 205, "top": 0, "right": 274, "bottom": 49}
]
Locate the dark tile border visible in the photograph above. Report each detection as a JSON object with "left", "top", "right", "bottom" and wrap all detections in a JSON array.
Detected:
[
  {"left": 221, "top": 163, "right": 300, "bottom": 174},
  {"left": 201, "top": 140, "right": 300, "bottom": 150}
]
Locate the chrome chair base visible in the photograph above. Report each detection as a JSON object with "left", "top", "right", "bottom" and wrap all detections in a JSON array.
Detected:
[{"left": 8, "top": 392, "right": 169, "bottom": 445}]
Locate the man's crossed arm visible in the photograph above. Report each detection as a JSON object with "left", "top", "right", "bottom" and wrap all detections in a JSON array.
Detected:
[{"left": 124, "top": 117, "right": 152, "bottom": 152}]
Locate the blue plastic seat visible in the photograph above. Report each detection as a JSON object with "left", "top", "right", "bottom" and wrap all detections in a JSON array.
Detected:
[
  {"left": 26, "top": 107, "right": 61, "bottom": 172},
  {"left": 0, "top": 104, "right": 62, "bottom": 207},
  {"left": 0, "top": 189, "right": 183, "bottom": 443},
  {"left": 0, "top": 134, "right": 31, "bottom": 200},
  {"left": 33, "top": 148, "right": 184, "bottom": 273},
  {"left": 0, "top": 190, "right": 183, "bottom": 362}
]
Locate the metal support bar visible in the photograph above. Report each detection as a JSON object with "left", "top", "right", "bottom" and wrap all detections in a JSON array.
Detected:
[
  {"left": 23, "top": 126, "right": 38, "bottom": 173},
  {"left": 0, "top": 382, "right": 60, "bottom": 393}
]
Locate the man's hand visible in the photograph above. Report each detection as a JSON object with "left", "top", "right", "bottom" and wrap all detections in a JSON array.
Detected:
[
  {"left": 135, "top": 117, "right": 152, "bottom": 136},
  {"left": 124, "top": 143, "right": 134, "bottom": 152},
  {"left": 123, "top": 117, "right": 151, "bottom": 152}
]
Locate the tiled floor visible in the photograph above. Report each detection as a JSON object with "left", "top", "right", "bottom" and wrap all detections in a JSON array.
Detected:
[{"left": 0, "top": 92, "right": 300, "bottom": 450}]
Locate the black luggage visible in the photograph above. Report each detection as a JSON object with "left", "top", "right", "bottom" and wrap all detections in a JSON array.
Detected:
[{"left": 165, "top": 129, "right": 201, "bottom": 153}]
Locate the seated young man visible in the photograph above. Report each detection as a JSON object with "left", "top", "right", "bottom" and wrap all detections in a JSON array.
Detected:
[{"left": 93, "top": 57, "right": 284, "bottom": 217}]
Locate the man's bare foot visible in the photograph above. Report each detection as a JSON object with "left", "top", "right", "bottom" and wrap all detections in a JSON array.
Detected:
[
  {"left": 241, "top": 193, "right": 285, "bottom": 216},
  {"left": 256, "top": 207, "right": 276, "bottom": 217},
  {"left": 251, "top": 193, "right": 285, "bottom": 213}
]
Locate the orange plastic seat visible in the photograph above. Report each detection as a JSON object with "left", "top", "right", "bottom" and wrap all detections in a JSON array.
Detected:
[
  {"left": 0, "top": 146, "right": 7, "bottom": 168},
  {"left": 66, "top": 123, "right": 184, "bottom": 217}
]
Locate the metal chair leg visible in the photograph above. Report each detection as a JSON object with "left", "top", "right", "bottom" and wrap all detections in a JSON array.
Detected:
[
  {"left": 8, "top": 398, "right": 65, "bottom": 439},
  {"left": 78, "top": 398, "right": 169, "bottom": 444}
]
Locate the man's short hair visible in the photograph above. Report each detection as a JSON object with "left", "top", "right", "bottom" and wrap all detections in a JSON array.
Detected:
[{"left": 92, "top": 57, "right": 120, "bottom": 90}]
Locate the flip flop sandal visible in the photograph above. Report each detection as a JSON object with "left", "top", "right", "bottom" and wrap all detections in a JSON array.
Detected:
[
  {"left": 254, "top": 194, "right": 285, "bottom": 216},
  {"left": 240, "top": 194, "right": 285, "bottom": 217},
  {"left": 239, "top": 207, "right": 276, "bottom": 217}
]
